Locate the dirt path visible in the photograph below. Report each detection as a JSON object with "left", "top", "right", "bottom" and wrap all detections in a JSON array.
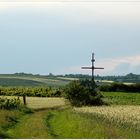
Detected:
[{"left": 7, "top": 109, "right": 49, "bottom": 139}]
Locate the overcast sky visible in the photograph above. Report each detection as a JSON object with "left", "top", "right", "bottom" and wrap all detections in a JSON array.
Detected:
[{"left": 0, "top": 0, "right": 140, "bottom": 75}]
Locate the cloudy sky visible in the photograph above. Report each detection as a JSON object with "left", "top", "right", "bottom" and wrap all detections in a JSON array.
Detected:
[{"left": 0, "top": 0, "right": 140, "bottom": 75}]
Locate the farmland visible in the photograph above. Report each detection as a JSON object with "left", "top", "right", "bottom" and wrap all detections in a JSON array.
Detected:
[
  {"left": 0, "top": 73, "right": 139, "bottom": 88},
  {"left": 0, "top": 75, "right": 140, "bottom": 138},
  {"left": 74, "top": 106, "right": 140, "bottom": 136},
  {"left": 0, "top": 74, "right": 71, "bottom": 87},
  {"left": 46, "top": 107, "right": 140, "bottom": 138},
  {"left": 0, "top": 92, "right": 140, "bottom": 138}
]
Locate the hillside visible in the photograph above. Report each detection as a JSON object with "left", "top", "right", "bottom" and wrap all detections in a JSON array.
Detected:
[
  {"left": 0, "top": 74, "right": 73, "bottom": 87},
  {"left": 0, "top": 73, "right": 140, "bottom": 87}
]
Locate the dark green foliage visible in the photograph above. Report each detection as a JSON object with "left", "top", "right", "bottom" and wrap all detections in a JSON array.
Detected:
[
  {"left": 50, "top": 89, "right": 63, "bottom": 97},
  {"left": 64, "top": 80, "right": 103, "bottom": 106},
  {"left": 99, "top": 82, "right": 140, "bottom": 93},
  {"left": 0, "top": 97, "right": 21, "bottom": 109}
]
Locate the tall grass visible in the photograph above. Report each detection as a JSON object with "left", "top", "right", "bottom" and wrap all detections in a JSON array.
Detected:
[
  {"left": 7, "top": 109, "right": 49, "bottom": 139},
  {"left": 45, "top": 108, "right": 140, "bottom": 139},
  {"left": 74, "top": 105, "right": 140, "bottom": 135},
  {"left": 0, "top": 109, "right": 23, "bottom": 138}
]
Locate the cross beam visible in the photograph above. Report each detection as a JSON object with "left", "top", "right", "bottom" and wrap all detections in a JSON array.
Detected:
[{"left": 82, "top": 53, "right": 104, "bottom": 81}]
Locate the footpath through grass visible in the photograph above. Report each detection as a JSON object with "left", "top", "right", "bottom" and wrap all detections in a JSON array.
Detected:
[
  {"left": 7, "top": 109, "right": 49, "bottom": 139},
  {"left": 1, "top": 106, "right": 140, "bottom": 139},
  {"left": 0, "top": 97, "right": 66, "bottom": 139},
  {"left": 1, "top": 95, "right": 140, "bottom": 139}
]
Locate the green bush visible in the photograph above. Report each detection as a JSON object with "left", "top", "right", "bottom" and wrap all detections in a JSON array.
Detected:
[{"left": 64, "top": 80, "right": 103, "bottom": 106}]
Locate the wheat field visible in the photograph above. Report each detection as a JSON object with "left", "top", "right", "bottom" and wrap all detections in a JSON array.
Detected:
[{"left": 74, "top": 105, "right": 140, "bottom": 132}]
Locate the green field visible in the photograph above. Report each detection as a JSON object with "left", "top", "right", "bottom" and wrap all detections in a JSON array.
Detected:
[
  {"left": 0, "top": 74, "right": 71, "bottom": 87},
  {"left": 0, "top": 74, "right": 136, "bottom": 87},
  {"left": 46, "top": 108, "right": 140, "bottom": 138},
  {"left": 0, "top": 78, "right": 45, "bottom": 87},
  {"left": 102, "top": 92, "right": 140, "bottom": 105},
  {"left": 0, "top": 91, "right": 140, "bottom": 139}
]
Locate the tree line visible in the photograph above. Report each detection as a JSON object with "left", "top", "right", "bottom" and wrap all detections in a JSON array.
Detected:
[{"left": 99, "top": 82, "right": 140, "bottom": 93}]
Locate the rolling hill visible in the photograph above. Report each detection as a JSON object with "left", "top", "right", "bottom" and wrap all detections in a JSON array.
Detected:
[{"left": 0, "top": 74, "right": 73, "bottom": 87}]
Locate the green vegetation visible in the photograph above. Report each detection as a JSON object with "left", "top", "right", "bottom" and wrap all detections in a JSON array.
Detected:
[
  {"left": 7, "top": 109, "right": 49, "bottom": 139},
  {"left": 0, "top": 97, "right": 21, "bottom": 109},
  {"left": 0, "top": 73, "right": 140, "bottom": 87},
  {"left": 0, "top": 74, "right": 70, "bottom": 87},
  {"left": 0, "top": 78, "right": 45, "bottom": 87},
  {"left": 74, "top": 106, "right": 140, "bottom": 138},
  {"left": 102, "top": 92, "right": 140, "bottom": 105},
  {"left": 46, "top": 108, "right": 140, "bottom": 139},
  {"left": 0, "top": 95, "right": 140, "bottom": 139},
  {"left": 0, "top": 72, "right": 140, "bottom": 139},
  {"left": 0, "top": 106, "right": 33, "bottom": 138},
  {"left": 64, "top": 73, "right": 140, "bottom": 83},
  {"left": 64, "top": 80, "right": 103, "bottom": 106},
  {"left": 0, "top": 87, "right": 63, "bottom": 97},
  {"left": 0, "top": 97, "right": 65, "bottom": 139},
  {"left": 99, "top": 82, "right": 140, "bottom": 92},
  {"left": 0, "top": 109, "right": 21, "bottom": 138}
]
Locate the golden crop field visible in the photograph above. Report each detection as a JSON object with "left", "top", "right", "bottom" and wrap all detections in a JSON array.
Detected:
[
  {"left": 26, "top": 97, "right": 66, "bottom": 109},
  {"left": 74, "top": 105, "right": 140, "bottom": 132},
  {"left": 1, "top": 96, "right": 66, "bottom": 109}
]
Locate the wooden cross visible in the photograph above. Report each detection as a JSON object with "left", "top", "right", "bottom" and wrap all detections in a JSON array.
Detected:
[{"left": 82, "top": 53, "right": 104, "bottom": 81}]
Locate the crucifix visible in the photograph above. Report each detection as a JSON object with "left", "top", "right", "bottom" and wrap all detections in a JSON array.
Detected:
[{"left": 82, "top": 53, "right": 104, "bottom": 82}]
